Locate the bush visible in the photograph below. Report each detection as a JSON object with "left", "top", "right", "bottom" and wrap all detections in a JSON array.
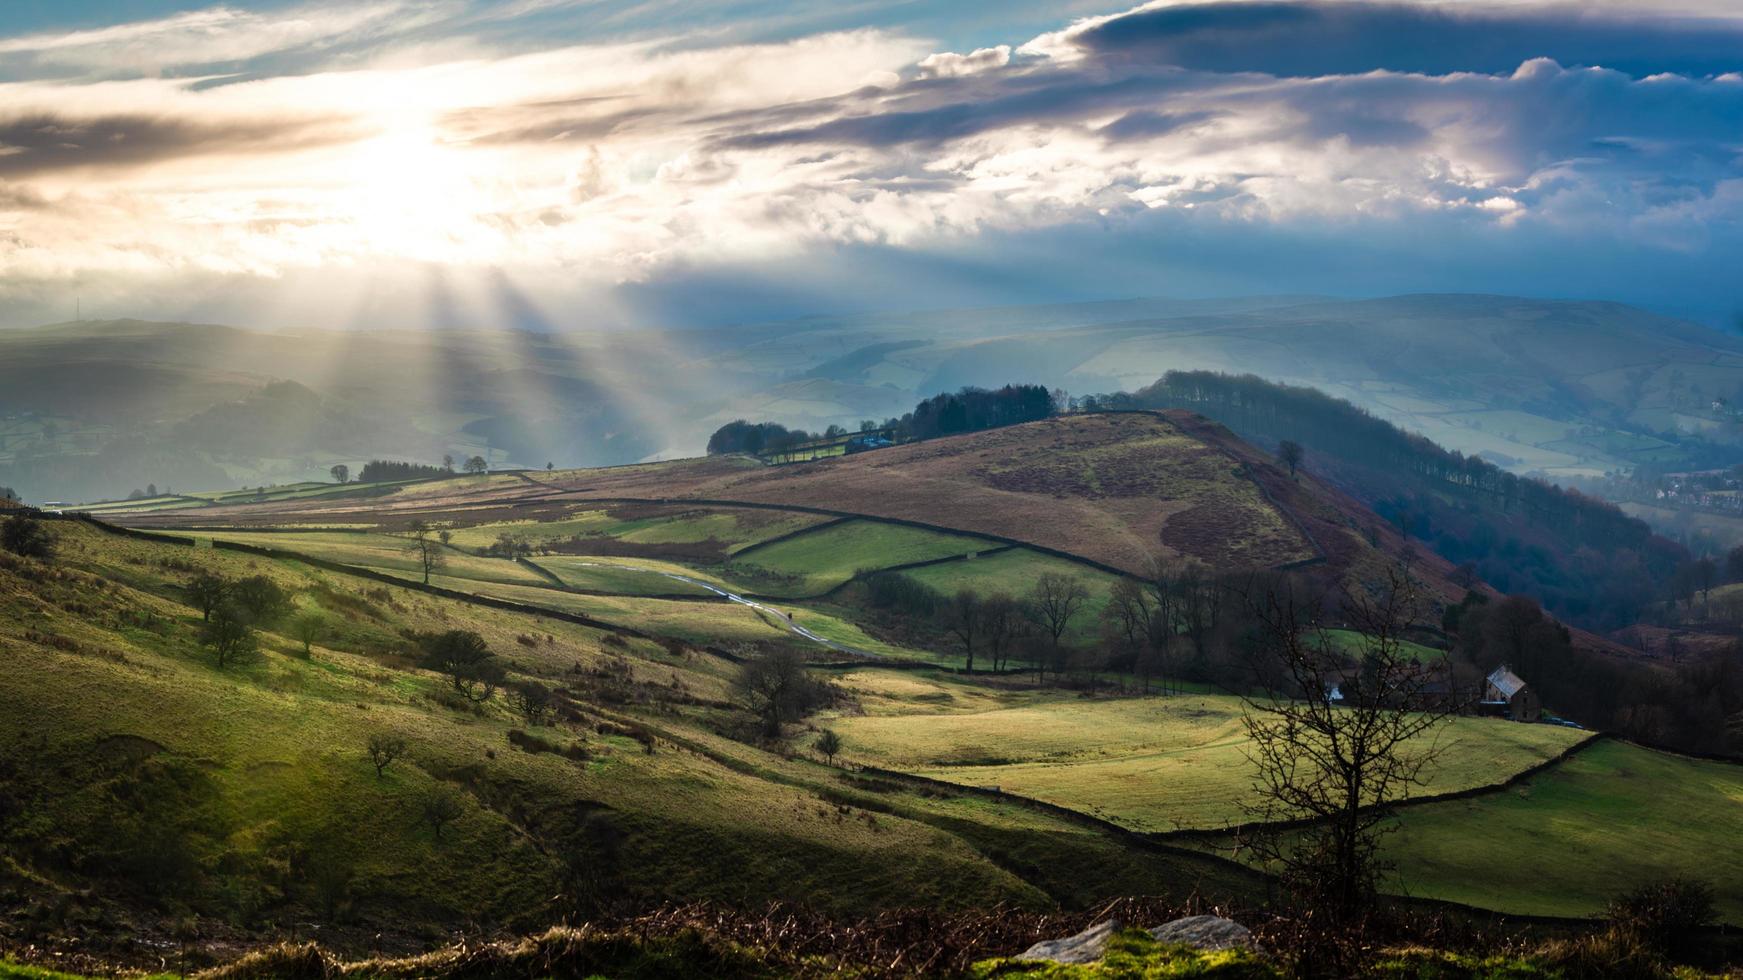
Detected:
[
  {"left": 1, "top": 515, "right": 55, "bottom": 560},
  {"left": 1605, "top": 877, "right": 1716, "bottom": 957}
]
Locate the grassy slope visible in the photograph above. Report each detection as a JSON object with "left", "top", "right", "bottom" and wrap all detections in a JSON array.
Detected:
[
  {"left": 446, "top": 507, "right": 829, "bottom": 556},
  {"left": 828, "top": 677, "right": 1587, "bottom": 833},
  {"left": 0, "top": 523, "right": 1255, "bottom": 946},
  {"left": 1381, "top": 739, "right": 1743, "bottom": 921},
  {"left": 153, "top": 529, "right": 551, "bottom": 587},
  {"left": 726, "top": 520, "right": 992, "bottom": 597}
]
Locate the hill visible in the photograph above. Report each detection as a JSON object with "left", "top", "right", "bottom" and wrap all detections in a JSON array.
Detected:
[
  {"left": 0, "top": 519, "right": 1256, "bottom": 959},
  {"left": 6, "top": 293, "right": 1739, "bottom": 505}
]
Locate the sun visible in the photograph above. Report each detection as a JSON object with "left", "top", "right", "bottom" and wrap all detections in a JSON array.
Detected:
[{"left": 341, "top": 123, "right": 489, "bottom": 261}]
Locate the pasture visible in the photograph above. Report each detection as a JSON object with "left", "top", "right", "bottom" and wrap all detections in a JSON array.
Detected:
[
  {"left": 727, "top": 519, "right": 992, "bottom": 597},
  {"left": 1379, "top": 738, "right": 1743, "bottom": 922},
  {"left": 154, "top": 529, "right": 551, "bottom": 587},
  {"left": 827, "top": 678, "right": 1589, "bottom": 832}
]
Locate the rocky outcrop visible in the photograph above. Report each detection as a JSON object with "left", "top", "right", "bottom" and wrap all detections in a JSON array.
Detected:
[
  {"left": 1150, "top": 915, "right": 1261, "bottom": 952},
  {"left": 1016, "top": 914, "right": 1261, "bottom": 964},
  {"left": 1015, "top": 919, "right": 1121, "bottom": 964}
]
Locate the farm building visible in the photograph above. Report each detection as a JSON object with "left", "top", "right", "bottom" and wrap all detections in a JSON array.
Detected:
[{"left": 1484, "top": 666, "right": 1541, "bottom": 723}]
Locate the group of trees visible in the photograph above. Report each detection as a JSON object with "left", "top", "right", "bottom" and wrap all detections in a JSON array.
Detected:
[
  {"left": 353, "top": 456, "right": 484, "bottom": 483},
  {"left": 707, "top": 384, "right": 1058, "bottom": 458},
  {"left": 185, "top": 571, "right": 297, "bottom": 668},
  {"left": 735, "top": 648, "right": 835, "bottom": 737}
]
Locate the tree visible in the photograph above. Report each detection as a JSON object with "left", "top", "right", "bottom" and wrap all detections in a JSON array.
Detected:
[
  {"left": 1694, "top": 557, "right": 1718, "bottom": 603},
  {"left": 365, "top": 733, "right": 407, "bottom": 778},
  {"left": 511, "top": 680, "right": 555, "bottom": 725},
  {"left": 423, "top": 787, "right": 464, "bottom": 840},
  {"left": 290, "top": 612, "right": 324, "bottom": 657},
  {"left": 421, "top": 630, "right": 503, "bottom": 701},
  {"left": 943, "top": 589, "right": 982, "bottom": 673},
  {"left": 406, "top": 521, "right": 447, "bottom": 586},
  {"left": 736, "top": 648, "right": 828, "bottom": 738},
  {"left": 1278, "top": 439, "right": 1305, "bottom": 479},
  {"left": 442, "top": 454, "right": 454, "bottom": 471},
  {"left": 187, "top": 571, "right": 230, "bottom": 621},
  {"left": 329, "top": 464, "right": 349, "bottom": 484},
  {"left": 1026, "top": 573, "right": 1089, "bottom": 678},
  {"left": 1728, "top": 545, "right": 1743, "bottom": 584},
  {"left": 1237, "top": 566, "right": 1463, "bottom": 921},
  {"left": 231, "top": 575, "right": 290, "bottom": 625},
  {"left": 815, "top": 729, "right": 842, "bottom": 764},
  {"left": 980, "top": 594, "right": 1022, "bottom": 672},
  {"left": 545, "top": 461, "right": 554, "bottom": 472},
  {"left": 1, "top": 514, "right": 55, "bottom": 560},
  {"left": 201, "top": 603, "right": 259, "bottom": 669},
  {"left": 1102, "top": 577, "right": 1153, "bottom": 687},
  {"left": 464, "top": 455, "right": 488, "bottom": 476}
]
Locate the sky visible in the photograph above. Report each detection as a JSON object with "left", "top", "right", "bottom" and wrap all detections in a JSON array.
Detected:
[{"left": 1, "top": 0, "right": 1742, "bottom": 330}]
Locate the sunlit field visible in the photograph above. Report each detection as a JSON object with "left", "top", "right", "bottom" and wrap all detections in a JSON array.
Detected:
[{"left": 827, "top": 676, "right": 1589, "bottom": 832}]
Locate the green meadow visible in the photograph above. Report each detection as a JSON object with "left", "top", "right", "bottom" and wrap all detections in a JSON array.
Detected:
[{"left": 727, "top": 519, "right": 993, "bottom": 596}]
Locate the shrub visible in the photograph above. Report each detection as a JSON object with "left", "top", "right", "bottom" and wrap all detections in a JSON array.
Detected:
[
  {"left": 1605, "top": 877, "right": 1716, "bottom": 957},
  {"left": 1, "top": 515, "right": 55, "bottom": 560}
]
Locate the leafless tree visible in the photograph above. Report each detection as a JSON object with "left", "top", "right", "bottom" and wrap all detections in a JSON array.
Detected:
[
  {"left": 736, "top": 648, "right": 829, "bottom": 738},
  {"left": 1278, "top": 439, "right": 1304, "bottom": 479},
  {"left": 1026, "top": 573, "right": 1089, "bottom": 680},
  {"left": 1236, "top": 565, "right": 1465, "bottom": 921},
  {"left": 406, "top": 521, "right": 447, "bottom": 585},
  {"left": 980, "top": 594, "right": 1022, "bottom": 672},
  {"left": 943, "top": 589, "right": 982, "bottom": 672}
]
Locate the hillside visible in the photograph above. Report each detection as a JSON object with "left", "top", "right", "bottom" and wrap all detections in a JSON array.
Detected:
[{"left": 0, "top": 519, "right": 1256, "bottom": 959}]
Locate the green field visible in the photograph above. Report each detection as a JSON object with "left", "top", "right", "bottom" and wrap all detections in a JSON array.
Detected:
[
  {"left": 1379, "top": 739, "right": 1743, "bottom": 921},
  {"left": 527, "top": 555, "right": 727, "bottom": 597},
  {"left": 0, "top": 520, "right": 1256, "bottom": 945},
  {"left": 828, "top": 679, "right": 1588, "bottom": 832},
  {"left": 899, "top": 547, "right": 1122, "bottom": 643},
  {"left": 727, "top": 519, "right": 993, "bottom": 597}
]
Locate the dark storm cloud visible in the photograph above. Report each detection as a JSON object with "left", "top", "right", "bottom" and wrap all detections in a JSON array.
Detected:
[
  {"left": 0, "top": 111, "right": 359, "bottom": 176},
  {"left": 1064, "top": 2, "right": 1743, "bottom": 78}
]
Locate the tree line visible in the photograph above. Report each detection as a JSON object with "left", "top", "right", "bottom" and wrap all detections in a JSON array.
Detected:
[{"left": 707, "top": 384, "right": 1056, "bottom": 456}]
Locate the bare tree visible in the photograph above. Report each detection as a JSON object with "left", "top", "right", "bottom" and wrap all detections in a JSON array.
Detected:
[
  {"left": 366, "top": 733, "right": 407, "bottom": 778},
  {"left": 406, "top": 521, "right": 447, "bottom": 585},
  {"left": 736, "top": 648, "right": 828, "bottom": 738},
  {"left": 1102, "top": 577, "right": 1153, "bottom": 690},
  {"left": 980, "top": 594, "right": 1022, "bottom": 672},
  {"left": 1026, "top": 573, "right": 1089, "bottom": 680},
  {"left": 943, "top": 589, "right": 982, "bottom": 672},
  {"left": 1236, "top": 566, "right": 1463, "bottom": 920},
  {"left": 329, "top": 463, "right": 349, "bottom": 484},
  {"left": 1278, "top": 440, "right": 1305, "bottom": 479},
  {"left": 511, "top": 680, "right": 555, "bottom": 725},
  {"left": 442, "top": 453, "right": 455, "bottom": 471},
  {"left": 464, "top": 455, "right": 488, "bottom": 476}
]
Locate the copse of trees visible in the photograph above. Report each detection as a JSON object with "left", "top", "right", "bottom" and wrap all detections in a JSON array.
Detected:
[
  {"left": 735, "top": 648, "right": 834, "bottom": 738},
  {"left": 707, "top": 420, "right": 815, "bottom": 457},
  {"left": 707, "top": 383, "right": 1056, "bottom": 457},
  {"left": 357, "top": 460, "right": 450, "bottom": 483}
]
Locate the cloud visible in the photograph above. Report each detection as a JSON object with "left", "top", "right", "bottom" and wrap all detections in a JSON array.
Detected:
[
  {"left": 0, "top": 111, "right": 359, "bottom": 176},
  {"left": 1025, "top": 1, "right": 1743, "bottom": 78},
  {"left": 0, "top": 0, "right": 1740, "bottom": 322}
]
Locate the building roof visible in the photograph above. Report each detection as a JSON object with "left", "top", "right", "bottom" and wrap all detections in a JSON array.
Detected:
[{"left": 1487, "top": 666, "right": 1528, "bottom": 699}]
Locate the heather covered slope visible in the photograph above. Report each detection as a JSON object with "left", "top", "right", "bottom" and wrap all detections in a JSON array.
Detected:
[{"left": 119, "top": 414, "right": 1319, "bottom": 577}]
